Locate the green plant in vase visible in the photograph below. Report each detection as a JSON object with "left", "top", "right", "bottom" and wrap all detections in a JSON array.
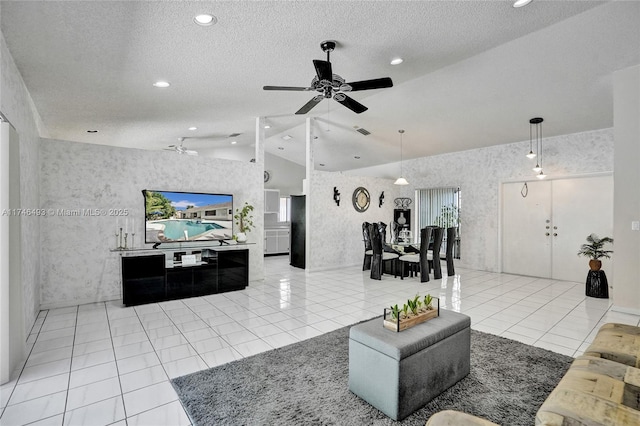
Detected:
[
  {"left": 233, "top": 202, "right": 254, "bottom": 242},
  {"left": 577, "top": 233, "right": 613, "bottom": 271}
]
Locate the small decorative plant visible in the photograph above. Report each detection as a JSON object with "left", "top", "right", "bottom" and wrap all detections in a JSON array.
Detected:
[
  {"left": 424, "top": 294, "right": 433, "bottom": 310},
  {"left": 578, "top": 234, "right": 613, "bottom": 271},
  {"left": 234, "top": 202, "right": 255, "bottom": 234},
  {"left": 384, "top": 293, "right": 438, "bottom": 331}
]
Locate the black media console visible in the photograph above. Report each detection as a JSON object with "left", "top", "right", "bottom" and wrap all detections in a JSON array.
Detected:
[{"left": 122, "top": 248, "right": 248, "bottom": 306}]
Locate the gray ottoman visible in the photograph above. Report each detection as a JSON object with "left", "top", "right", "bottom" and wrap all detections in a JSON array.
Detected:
[{"left": 348, "top": 309, "right": 471, "bottom": 420}]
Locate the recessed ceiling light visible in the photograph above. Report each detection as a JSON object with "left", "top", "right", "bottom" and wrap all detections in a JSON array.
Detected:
[
  {"left": 390, "top": 58, "right": 404, "bottom": 65},
  {"left": 513, "top": 0, "right": 533, "bottom": 8},
  {"left": 230, "top": 140, "right": 237, "bottom": 145},
  {"left": 153, "top": 81, "right": 170, "bottom": 88},
  {"left": 264, "top": 124, "right": 271, "bottom": 129},
  {"left": 188, "top": 127, "right": 197, "bottom": 131},
  {"left": 86, "top": 130, "right": 98, "bottom": 133},
  {"left": 194, "top": 14, "right": 217, "bottom": 26}
]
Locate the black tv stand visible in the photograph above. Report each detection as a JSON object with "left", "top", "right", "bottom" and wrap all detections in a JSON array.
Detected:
[{"left": 121, "top": 247, "right": 249, "bottom": 306}]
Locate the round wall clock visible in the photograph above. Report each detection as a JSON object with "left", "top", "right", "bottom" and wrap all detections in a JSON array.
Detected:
[{"left": 352, "top": 187, "right": 371, "bottom": 212}]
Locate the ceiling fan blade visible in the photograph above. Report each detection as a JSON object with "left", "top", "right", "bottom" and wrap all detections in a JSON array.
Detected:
[
  {"left": 295, "top": 95, "right": 324, "bottom": 115},
  {"left": 333, "top": 93, "right": 368, "bottom": 114},
  {"left": 263, "top": 85, "right": 312, "bottom": 91},
  {"left": 341, "top": 77, "right": 393, "bottom": 92},
  {"left": 313, "top": 59, "right": 333, "bottom": 84}
]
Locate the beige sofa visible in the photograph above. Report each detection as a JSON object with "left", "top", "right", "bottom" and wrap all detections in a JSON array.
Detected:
[{"left": 426, "top": 323, "right": 640, "bottom": 426}]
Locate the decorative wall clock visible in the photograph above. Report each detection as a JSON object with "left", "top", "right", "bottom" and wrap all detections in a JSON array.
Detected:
[{"left": 352, "top": 187, "right": 371, "bottom": 212}]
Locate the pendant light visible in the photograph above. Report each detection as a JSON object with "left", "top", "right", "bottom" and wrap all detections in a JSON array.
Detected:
[
  {"left": 394, "top": 130, "right": 409, "bottom": 185},
  {"left": 529, "top": 117, "right": 546, "bottom": 178},
  {"left": 525, "top": 119, "right": 536, "bottom": 159}
]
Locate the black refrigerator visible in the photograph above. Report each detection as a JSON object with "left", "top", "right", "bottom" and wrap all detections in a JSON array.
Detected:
[{"left": 289, "top": 195, "right": 306, "bottom": 269}]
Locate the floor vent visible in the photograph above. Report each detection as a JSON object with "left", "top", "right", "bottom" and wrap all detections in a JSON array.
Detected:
[{"left": 356, "top": 128, "right": 371, "bottom": 136}]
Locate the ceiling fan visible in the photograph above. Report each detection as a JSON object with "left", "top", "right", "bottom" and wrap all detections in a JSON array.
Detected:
[
  {"left": 165, "top": 137, "right": 198, "bottom": 155},
  {"left": 263, "top": 40, "right": 393, "bottom": 114}
]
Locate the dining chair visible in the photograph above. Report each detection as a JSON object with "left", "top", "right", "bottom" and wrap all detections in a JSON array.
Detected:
[
  {"left": 398, "top": 227, "right": 432, "bottom": 282},
  {"left": 446, "top": 226, "right": 456, "bottom": 276},
  {"left": 426, "top": 226, "right": 444, "bottom": 279},
  {"left": 362, "top": 222, "right": 373, "bottom": 271},
  {"left": 369, "top": 222, "right": 399, "bottom": 280}
]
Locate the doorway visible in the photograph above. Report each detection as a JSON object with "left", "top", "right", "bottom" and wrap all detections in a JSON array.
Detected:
[{"left": 502, "top": 175, "right": 613, "bottom": 282}]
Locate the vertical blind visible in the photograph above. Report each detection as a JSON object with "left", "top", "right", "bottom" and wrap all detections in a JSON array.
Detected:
[{"left": 416, "top": 187, "right": 460, "bottom": 230}]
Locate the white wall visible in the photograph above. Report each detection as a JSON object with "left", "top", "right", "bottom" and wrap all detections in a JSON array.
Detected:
[
  {"left": 0, "top": 30, "right": 45, "bottom": 338},
  {"left": 39, "top": 138, "right": 264, "bottom": 309},
  {"left": 613, "top": 65, "right": 640, "bottom": 314}
]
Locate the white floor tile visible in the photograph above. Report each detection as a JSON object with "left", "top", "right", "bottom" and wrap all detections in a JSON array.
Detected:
[
  {"left": 201, "top": 346, "right": 243, "bottom": 368},
  {"left": 0, "top": 391, "right": 67, "bottom": 426},
  {"left": 65, "top": 377, "right": 121, "bottom": 411},
  {"left": 69, "top": 361, "right": 118, "bottom": 389},
  {"left": 125, "top": 400, "right": 190, "bottom": 426},
  {"left": 122, "top": 381, "right": 178, "bottom": 417},
  {"left": 162, "top": 355, "right": 208, "bottom": 379},
  {"left": 9, "top": 373, "right": 69, "bottom": 405},
  {"left": 63, "top": 395, "right": 125, "bottom": 426},
  {"left": 116, "top": 352, "right": 161, "bottom": 375},
  {"left": 119, "top": 365, "right": 168, "bottom": 394}
]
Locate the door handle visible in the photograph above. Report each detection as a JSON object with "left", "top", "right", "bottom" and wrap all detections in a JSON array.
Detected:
[
  {"left": 545, "top": 232, "right": 550, "bottom": 236},
  {"left": 553, "top": 226, "right": 557, "bottom": 230},
  {"left": 546, "top": 226, "right": 550, "bottom": 229},
  {"left": 553, "top": 233, "right": 558, "bottom": 237}
]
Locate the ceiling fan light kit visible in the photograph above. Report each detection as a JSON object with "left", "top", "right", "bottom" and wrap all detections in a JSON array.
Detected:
[{"left": 263, "top": 40, "right": 393, "bottom": 114}]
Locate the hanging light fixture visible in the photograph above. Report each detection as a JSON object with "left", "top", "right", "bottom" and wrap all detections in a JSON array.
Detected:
[
  {"left": 525, "top": 119, "right": 537, "bottom": 159},
  {"left": 394, "top": 129, "right": 409, "bottom": 185},
  {"left": 529, "top": 117, "right": 546, "bottom": 178}
]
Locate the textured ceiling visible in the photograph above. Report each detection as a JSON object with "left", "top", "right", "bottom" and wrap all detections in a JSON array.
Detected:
[{"left": 1, "top": 1, "right": 639, "bottom": 171}]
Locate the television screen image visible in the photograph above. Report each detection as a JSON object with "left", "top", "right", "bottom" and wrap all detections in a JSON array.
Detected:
[{"left": 143, "top": 190, "right": 233, "bottom": 243}]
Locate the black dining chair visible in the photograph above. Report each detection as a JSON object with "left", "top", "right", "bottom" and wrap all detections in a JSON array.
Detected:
[
  {"left": 446, "top": 227, "right": 456, "bottom": 276},
  {"left": 426, "top": 226, "right": 444, "bottom": 279},
  {"left": 362, "top": 222, "right": 373, "bottom": 271},
  {"left": 398, "top": 227, "right": 433, "bottom": 282},
  {"left": 369, "top": 223, "right": 399, "bottom": 280}
]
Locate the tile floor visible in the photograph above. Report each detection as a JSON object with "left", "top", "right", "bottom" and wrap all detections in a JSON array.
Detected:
[{"left": 1, "top": 256, "right": 639, "bottom": 425}]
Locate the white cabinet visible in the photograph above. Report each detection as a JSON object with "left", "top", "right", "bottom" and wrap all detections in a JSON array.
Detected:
[
  {"left": 264, "top": 228, "right": 290, "bottom": 254},
  {"left": 265, "top": 190, "right": 280, "bottom": 214}
]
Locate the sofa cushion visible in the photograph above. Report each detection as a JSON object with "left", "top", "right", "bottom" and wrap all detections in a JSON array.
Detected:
[
  {"left": 536, "top": 355, "right": 640, "bottom": 425},
  {"left": 584, "top": 323, "right": 640, "bottom": 368}
]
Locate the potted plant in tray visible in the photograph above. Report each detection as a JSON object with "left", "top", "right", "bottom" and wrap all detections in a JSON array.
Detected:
[
  {"left": 234, "top": 202, "right": 254, "bottom": 243},
  {"left": 577, "top": 233, "right": 613, "bottom": 271}
]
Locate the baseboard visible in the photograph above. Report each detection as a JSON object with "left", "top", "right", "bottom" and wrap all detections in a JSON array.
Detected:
[
  {"left": 610, "top": 304, "right": 640, "bottom": 316},
  {"left": 39, "top": 294, "right": 122, "bottom": 311}
]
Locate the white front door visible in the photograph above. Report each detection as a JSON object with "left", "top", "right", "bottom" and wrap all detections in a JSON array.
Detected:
[
  {"left": 502, "top": 175, "right": 613, "bottom": 283},
  {"left": 502, "top": 180, "right": 552, "bottom": 278}
]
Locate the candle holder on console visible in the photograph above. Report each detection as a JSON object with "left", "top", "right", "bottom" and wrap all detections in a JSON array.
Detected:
[{"left": 115, "top": 227, "right": 129, "bottom": 250}]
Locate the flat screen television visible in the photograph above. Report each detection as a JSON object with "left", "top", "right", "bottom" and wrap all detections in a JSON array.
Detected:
[{"left": 143, "top": 190, "right": 233, "bottom": 244}]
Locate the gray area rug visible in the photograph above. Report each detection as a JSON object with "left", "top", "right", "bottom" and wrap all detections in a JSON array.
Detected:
[{"left": 172, "top": 319, "right": 573, "bottom": 425}]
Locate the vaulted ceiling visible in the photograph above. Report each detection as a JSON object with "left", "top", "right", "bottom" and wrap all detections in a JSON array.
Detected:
[{"left": 2, "top": 1, "right": 638, "bottom": 171}]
